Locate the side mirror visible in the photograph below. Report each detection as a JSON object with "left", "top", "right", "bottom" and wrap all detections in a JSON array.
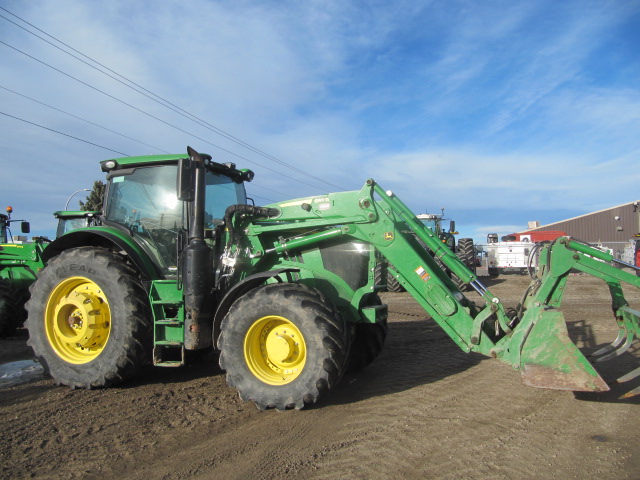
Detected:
[
  {"left": 449, "top": 220, "right": 455, "bottom": 233},
  {"left": 177, "top": 157, "right": 195, "bottom": 201},
  {"left": 21, "top": 221, "right": 30, "bottom": 234}
]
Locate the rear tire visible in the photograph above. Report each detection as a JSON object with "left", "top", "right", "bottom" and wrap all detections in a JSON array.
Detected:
[
  {"left": 386, "top": 269, "right": 405, "bottom": 292},
  {"left": 454, "top": 238, "right": 476, "bottom": 290},
  {"left": 218, "top": 283, "right": 347, "bottom": 410},
  {"left": 26, "top": 247, "right": 152, "bottom": 388},
  {"left": 346, "top": 294, "right": 387, "bottom": 373},
  {"left": 374, "top": 263, "right": 385, "bottom": 289}
]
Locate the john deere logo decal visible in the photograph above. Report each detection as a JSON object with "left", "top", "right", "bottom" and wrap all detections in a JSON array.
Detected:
[{"left": 384, "top": 232, "right": 394, "bottom": 241}]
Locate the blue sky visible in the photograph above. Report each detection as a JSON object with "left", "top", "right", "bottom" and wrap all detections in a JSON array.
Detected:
[{"left": 1, "top": 0, "right": 639, "bottom": 243}]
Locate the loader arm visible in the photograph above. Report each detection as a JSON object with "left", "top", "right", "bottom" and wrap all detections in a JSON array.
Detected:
[
  {"left": 242, "top": 179, "right": 510, "bottom": 356},
  {"left": 232, "top": 179, "right": 640, "bottom": 396}
]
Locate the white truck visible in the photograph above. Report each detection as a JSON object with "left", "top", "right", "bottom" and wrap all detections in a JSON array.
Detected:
[
  {"left": 478, "top": 231, "right": 567, "bottom": 276},
  {"left": 480, "top": 234, "right": 536, "bottom": 275}
]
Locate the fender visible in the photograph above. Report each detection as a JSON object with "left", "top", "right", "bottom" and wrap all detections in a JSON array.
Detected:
[
  {"left": 213, "top": 268, "right": 300, "bottom": 347},
  {"left": 41, "top": 227, "right": 163, "bottom": 280}
]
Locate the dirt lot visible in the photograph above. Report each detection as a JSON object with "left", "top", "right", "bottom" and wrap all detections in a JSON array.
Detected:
[{"left": 1, "top": 274, "right": 639, "bottom": 480}]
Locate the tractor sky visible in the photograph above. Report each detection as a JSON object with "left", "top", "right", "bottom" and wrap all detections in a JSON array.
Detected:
[{"left": 1, "top": 0, "right": 639, "bottom": 242}]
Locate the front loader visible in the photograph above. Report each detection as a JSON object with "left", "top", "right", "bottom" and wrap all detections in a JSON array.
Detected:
[
  {"left": 0, "top": 207, "right": 98, "bottom": 337},
  {"left": 25, "top": 147, "right": 640, "bottom": 409}
]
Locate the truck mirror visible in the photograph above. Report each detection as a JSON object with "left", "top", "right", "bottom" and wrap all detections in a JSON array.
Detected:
[
  {"left": 177, "top": 157, "right": 195, "bottom": 201},
  {"left": 21, "top": 221, "right": 30, "bottom": 234}
]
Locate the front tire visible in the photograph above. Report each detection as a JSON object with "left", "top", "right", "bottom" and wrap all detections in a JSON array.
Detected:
[
  {"left": 218, "top": 283, "right": 347, "bottom": 410},
  {"left": 0, "top": 280, "right": 29, "bottom": 337},
  {"left": 0, "top": 279, "right": 19, "bottom": 337},
  {"left": 26, "top": 247, "right": 152, "bottom": 388}
]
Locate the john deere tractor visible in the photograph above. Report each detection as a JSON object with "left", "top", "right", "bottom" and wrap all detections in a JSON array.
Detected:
[
  {"left": 54, "top": 210, "right": 101, "bottom": 237},
  {"left": 0, "top": 208, "right": 99, "bottom": 337},
  {"left": 25, "top": 147, "right": 640, "bottom": 409},
  {"left": 0, "top": 207, "right": 47, "bottom": 337}
]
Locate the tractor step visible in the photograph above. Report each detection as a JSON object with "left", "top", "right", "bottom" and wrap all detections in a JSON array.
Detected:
[{"left": 149, "top": 280, "right": 185, "bottom": 367}]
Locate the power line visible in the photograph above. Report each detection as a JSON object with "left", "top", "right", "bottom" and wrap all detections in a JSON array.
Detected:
[
  {"left": 246, "top": 192, "right": 277, "bottom": 204},
  {"left": 0, "top": 39, "right": 330, "bottom": 192},
  {"left": 0, "top": 85, "right": 170, "bottom": 154},
  {"left": 0, "top": 111, "right": 130, "bottom": 156},
  {"left": 0, "top": 7, "right": 349, "bottom": 191}
]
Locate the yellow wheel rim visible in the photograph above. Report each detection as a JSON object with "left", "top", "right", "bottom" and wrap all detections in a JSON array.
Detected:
[
  {"left": 45, "top": 276, "right": 111, "bottom": 364},
  {"left": 244, "top": 315, "right": 306, "bottom": 385}
]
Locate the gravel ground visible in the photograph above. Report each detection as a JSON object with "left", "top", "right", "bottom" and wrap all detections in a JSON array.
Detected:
[{"left": 1, "top": 273, "right": 638, "bottom": 479}]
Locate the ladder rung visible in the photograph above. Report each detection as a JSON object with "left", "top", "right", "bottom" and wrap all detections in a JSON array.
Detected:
[
  {"left": 155, "top": 320, "right": 182, "bottom": 326},
  {"left": 155, "top": 361, "right": 183, "bottom": 368}
]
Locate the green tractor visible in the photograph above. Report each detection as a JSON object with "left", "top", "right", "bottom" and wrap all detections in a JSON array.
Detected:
[
  {"left": 25, "top": 147, "right": 640, "bottom": 409},
  {"left": 384, "top": 211, "right": 476, "bottom": 292},
  {"left": 0, "top": 208, "right": 99, "bottom": 337},
  {"left": 0, "top": 207, "right": 48, "bottom": 337},
  {"left": 54, "top": 210, "right": 101, "bottom": 237}
]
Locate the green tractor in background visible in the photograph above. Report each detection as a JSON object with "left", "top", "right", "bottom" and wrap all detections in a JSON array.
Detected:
[
  {"left": 0, "top": 208, "right": 100, "bottom": 337},
  {"left": 384, "top": 211, "right": 476, "bottom": 292},
  {"left": 0, "top": 206, "right": 48, "bottom": 337},
  {"left": 54, "top": 210, "right": 101, "bottom": 237}
]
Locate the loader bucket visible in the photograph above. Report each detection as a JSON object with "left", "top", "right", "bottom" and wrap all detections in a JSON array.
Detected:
[{"left": 519, "top": 308, "right": 609, "bottom": 393}]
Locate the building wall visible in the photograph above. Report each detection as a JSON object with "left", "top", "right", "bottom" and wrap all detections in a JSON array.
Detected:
[{"left": 521, "top": 201, "right": 640, "bottom": 255}]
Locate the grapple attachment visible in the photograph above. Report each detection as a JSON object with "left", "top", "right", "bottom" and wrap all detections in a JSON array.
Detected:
[
  {"left": 590, "top": 306, "right": 640, "bottom": 398},
  {"left": 512, "top": 237, "right": 640, "bottom": 399}
]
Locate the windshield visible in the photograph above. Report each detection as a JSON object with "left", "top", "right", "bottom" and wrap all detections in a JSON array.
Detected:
[
  {"left": 420, "top": 218, "right": 439, "bottom": 232},
  {"left": 57, "top": 218, "right": 89, "bottom": 238},
  {"left": 105, "top": 165, "right": 184, "bottom": 274}
]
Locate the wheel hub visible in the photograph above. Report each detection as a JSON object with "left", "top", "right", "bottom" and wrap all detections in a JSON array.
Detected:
[
  {"left": 45, "top": 277, "right": 111, "bottom": 364},
  {"left": 245, "top": 316, "right": 306, "bottom": 385},
  {"left": 264, "top": 328, "right": 300, "bottom": 366}
]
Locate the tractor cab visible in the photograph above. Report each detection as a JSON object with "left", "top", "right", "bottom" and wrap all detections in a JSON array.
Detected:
[
  {"left": 416, "top": 213, "right": 456, "bottom": 250},
  {"left": 98, "top": 154, "right": 252, "bottom": 277},
  {"left": 54, "top": 210, "right": 101, "bottom": 238}
]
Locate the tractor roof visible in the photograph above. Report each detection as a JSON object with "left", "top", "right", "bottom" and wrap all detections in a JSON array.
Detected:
[
  {"left": 100, "top": 153, "right": 254, "bottom": 183},
  {"left": 53, "top": 210, "right": 101, "bottom": 218},
  {"left": 101, "top": 154, "right": 186, "bottom": 171}
]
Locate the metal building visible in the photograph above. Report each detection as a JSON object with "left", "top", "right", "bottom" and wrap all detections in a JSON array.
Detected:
[{"left": 520, "top": 200, "right": 640, "bottom": 257}]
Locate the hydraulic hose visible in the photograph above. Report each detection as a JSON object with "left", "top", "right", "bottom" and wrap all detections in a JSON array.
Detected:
[{"left": 223, "top": 205, "right": 280, "bottom": 248}]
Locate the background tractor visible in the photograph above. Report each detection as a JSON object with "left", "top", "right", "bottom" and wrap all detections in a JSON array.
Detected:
[
  {"left": 0, "top": 207, "right": 99, "bottom": 338},
  {"left": 383, "top": 211, "right": 476, "bottom": 292},
  {"left": 24, "top": 147, "right": 640, "bottom": 409},
  {"left": 0, "top": 207, "right": 47, "bottom": 337},
  {"left": 54, "top": 210, "right": 101, "bottom": 237}
]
